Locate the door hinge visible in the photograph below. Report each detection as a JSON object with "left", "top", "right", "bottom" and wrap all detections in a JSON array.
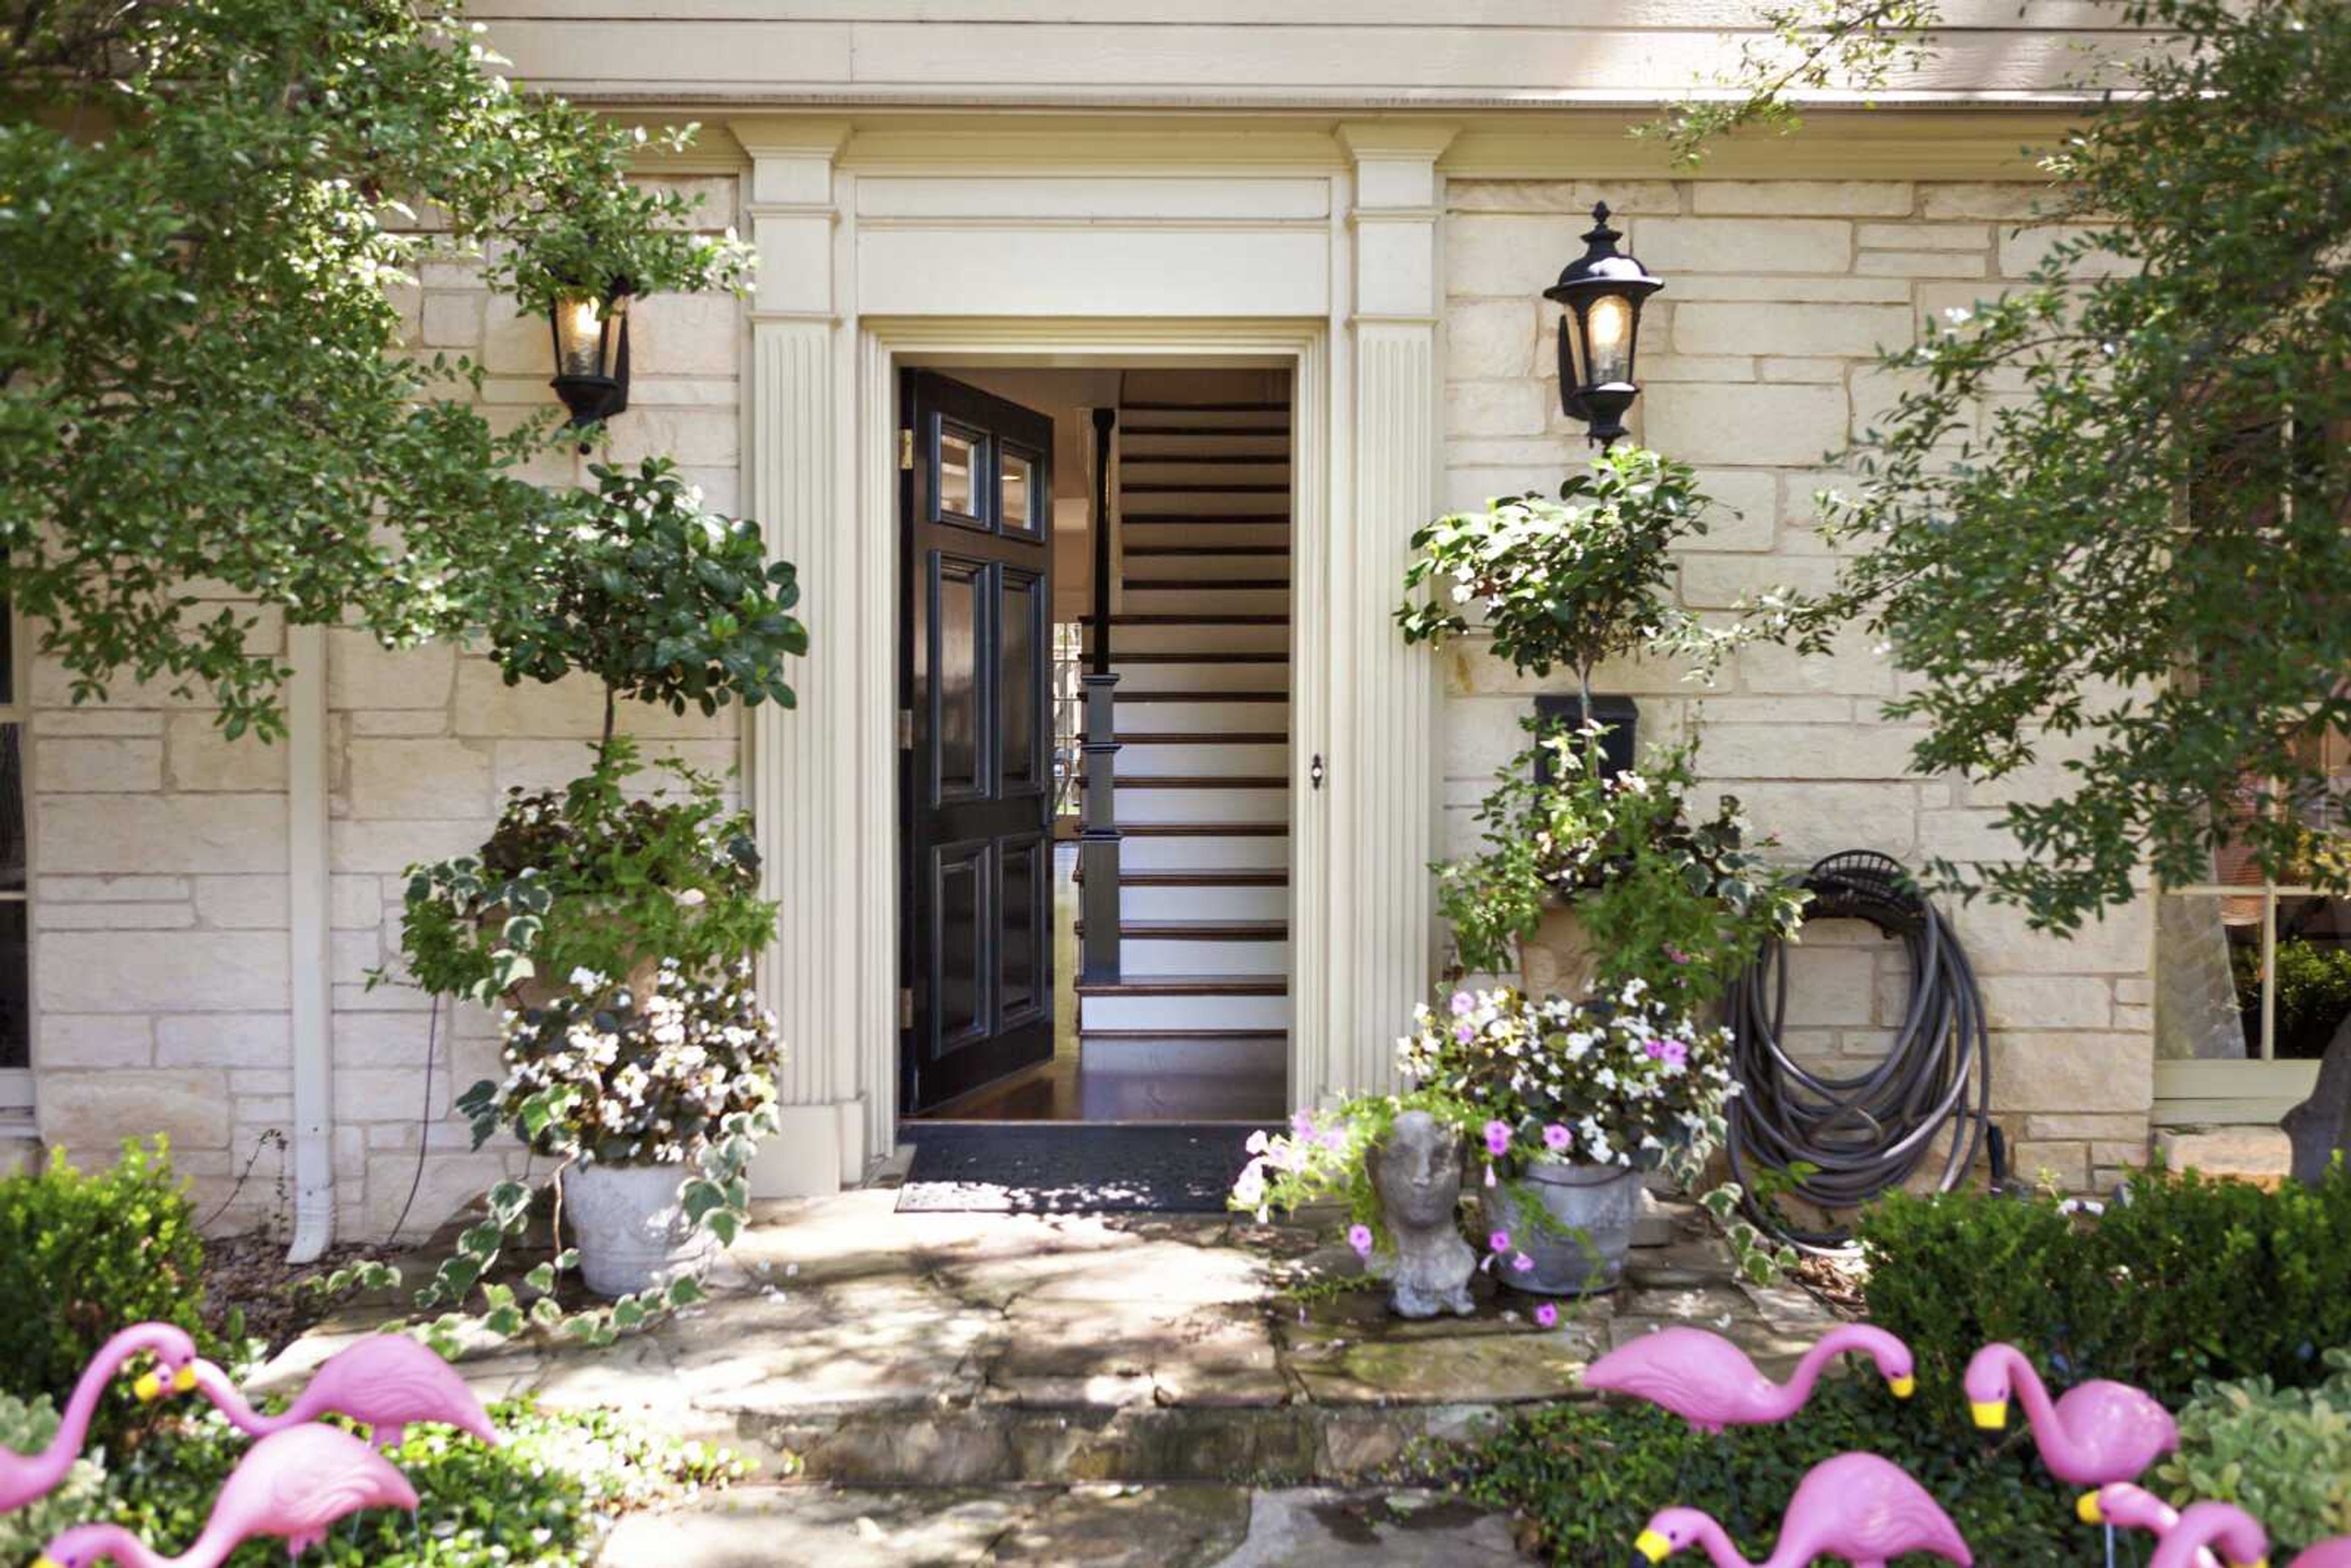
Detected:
[
  {"left": 899, "top": 986, "right": 914, "bottom": 1030},
  {"left": 898, "top": 707, "right": 914, "bottom": 750},
  {"left": 899, "top": 429, "right": 915, "bottom": 471}
]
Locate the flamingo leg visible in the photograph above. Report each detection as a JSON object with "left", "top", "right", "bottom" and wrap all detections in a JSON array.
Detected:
[{"left": 2105, "top": 1520, "right": 2117, "bottom": 1568}]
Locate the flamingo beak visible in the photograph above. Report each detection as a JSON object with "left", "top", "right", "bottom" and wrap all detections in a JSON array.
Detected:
[
  {"left": 174, "top": 1364, "right": 197, "bottom": 1393},
  {"left": 34, "top": 1557, "right": 64, "bottom": 1568},
  {"left": 132, "top": 1370, "right": 164, "bottom": 1403},
  {"left": 1888, "top": 1375, "right": 1914, "bottom": 1399},
  {"left": 1635, "top": 1529, "right": 1671, "bottom": 1563},
  {"left": 2077, "top": 1493, "right": 2104, "bottom": 1526},
  {"left": 1970, "top": 1399, "right": 2009, "bottom": 1430}
]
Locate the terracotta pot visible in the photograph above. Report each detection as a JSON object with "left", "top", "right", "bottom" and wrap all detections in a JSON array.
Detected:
[{"left": 1520, "top": 895, "right": 1599, "bottom": 1002}]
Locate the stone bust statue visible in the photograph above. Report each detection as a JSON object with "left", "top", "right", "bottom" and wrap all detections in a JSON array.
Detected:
[{"left": 1368, "top": 1109, "right": 1477, "bottom": 1318}]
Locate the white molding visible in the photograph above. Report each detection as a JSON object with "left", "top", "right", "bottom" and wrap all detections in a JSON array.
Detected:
[{"left": 283, "top": 624, "right": 336, "bottom": 1264}]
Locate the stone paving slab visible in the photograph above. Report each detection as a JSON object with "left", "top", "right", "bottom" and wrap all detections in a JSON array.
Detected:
[
  {"left": 273, "top": 1187, "right": 1843, "bottom": 1491},
  {"left": 594, "top": 1484, "right": 1518, "bottom": 1568}
]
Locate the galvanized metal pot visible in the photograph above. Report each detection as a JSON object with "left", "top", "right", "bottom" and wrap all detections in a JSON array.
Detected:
[{"left": 1481, "top": 1160, "right": 1641, "bottom": 1296}]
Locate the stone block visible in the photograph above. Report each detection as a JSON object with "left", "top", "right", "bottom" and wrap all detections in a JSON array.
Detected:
[
  {"left": 2012, "top": 1139, "right": 2091, "bottom": 1192},
  {"left": 1921, "top": 183, "right": 2057, "bottom": 220},
  {"left": 1445, "top": 381, "right": 1543, "bottom": 437},
  {"left": 1856, "top": 251, "right": 1987, "bottom": 278},
  {"left": 1643, "top": 354, "right": 1757, "bottom": 384},
  {"left": 2024, "top": 1111, "right": 2146, "bottom": 1141},
  {"left": 327, "top": 632, "right": 454, "bottom": 711},
  {"left": 1858, "top": 222, "right": 1992, "bottom": 251},
  {"left": 1779, "top": 945, "right": 1879, "bottom": 1027},
  {"left": 628, "top": 292, "right": 740, "bottom": 377},
  {"left": 1733, "top": 627, "right": 1897, "bottom": 697},
  {"left": 37, "top": 902, "right": 194, "bottom": 931},
  {"left": 37, "top": 1070, "right": 233, "bottom": 1154},
  {"left": 35, "top": 709, "right": 165, "bottom": 737},
  {"left": 1711, "top": 782, "right": 1916, "bottom": 861},
  {"left": 1674, "top": 302, "right": 1915, "bottom": 361},
  {"left": 1449, "top": 180, "right": 1681, "bottom": 215},
  {"left": 1698, "top": 723, "right": 1925, "bottom": 781},
  {"left": 1631, "top": 219, "right": 1851, "bottom": 274},
  {"left": 1981, "top": 975, "right": 2112, "bottom": 1032},
  {"left": 40, "top": 931, "right": 290, "bottom": 1013},
  {"left": 1691, "top": 182, "right": 1914, "bottom": 217},
  {"left": 42, "top": 795, "right": 287, "bottom": 874},
  {"left": 362, "top": 1150, "right": 511, "bottom": 1237},
  {"left": 1998, "top": 225, "right": 2137, "bottom": 280},
  {"left": 156, "top": 1014, "right": 289, "bottom": 1068},
  {"left": 1444, "top": 213, "right": 1583, "bottom": 296},
  {"left": 2156, "top": 1126, "right": 2292, "bottom": 1187},
  {"left": 603, "top": 407, "right": 741, "bottom": 468},
  {"left": 1951, "top": 896, "right": 2151, "bottom": 976},
  {"left": 39, "top": 874, "right": 190, "bottom": 904},
  {"left": 167, "top": 715, "right": 289, "bottom": 792},
  {"left": 1445, "top": 299, "right": 1539, "bottom": 379},
  {"left": 479, "top": 294, "right": 545, "bottom": 375},
  {"left": 1679, "top": 553, "right": 1841, "bottom": 610},
  {"left": 35, "top": 738, "right": 162, "bottom": 793},
  {"left": 329, "top": 817, "right": 490, "bottom": 876},
  {"left": 1986, "top": 1031, "right": 2152, "bottom": 1114},
  {"left": 194, "top": 876, "right": 289, "bottom": 929},
  {"left": 1643, "top": 383, "right": 1848, "bottom": 468},
  {"left": 1671, "top": 275, "right": 1912, "bottom": 304},
  {"left": 39, "top": 1015, "right": 155, "bottom": 1068},
  {"left": 347, "top": 738, "right": 495, "bottom": 820},
  {"left": 421, "top": 292, "right": 483, "bottom": 348}
]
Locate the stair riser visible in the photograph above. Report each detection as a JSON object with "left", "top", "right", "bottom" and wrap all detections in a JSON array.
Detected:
[
  {"left": 1120, "top": 937, "right": 1289, "bottom": 977},
  {"left": 1114, "top": 741, "right": 1288, "bottom": 776},
  {"left": 1119, "top": 407, "right": 1289, "bottom": 432},
  {"left": 1122, "top": 553, "right": 1288, "bottom": 582},
  {"left": 1120, "top": 884, "right": 1288, "bottom": 920},
  {"left": 1115, "top": 700, "right": 1289, "bottom": 735},
  {"left": 1119, "top": 586, "right": 1289, "bottom": 616},
  {"left": 1123, "top": 461, "right": 1291, "bottom": 488},
  {"left": 1123, "top": 523, "right": 1290, "bottom": 550},
  {"left": 1110, "top": 661, "right": 1287, "bottom": 694},
  {"left": 1122, "top": 490, "right": 1289, "bottom": 517},
  {"left": 1080, "top": 992, "right": 1290, "bottom": 1031},
  {"left": 1117, "top": 787, "right": 1286, "bottom": 825},
  {"left": 1122, "top": 432, "right": 1289, "bottom": 459},
  {"left": 1094, "top": 623, "right": 1287, "bottom": 656},
  {"left": 1079, "top": 1035, "right": 1287, "bottom": 1077},
  {"left": 1119, "top": 835, "right": 1289, "bottom": 872}
]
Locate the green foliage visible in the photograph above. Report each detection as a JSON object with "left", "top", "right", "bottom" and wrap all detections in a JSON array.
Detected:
[
  {"left": 0, "top": 1139, "right": 214, "bottom": 1437},
  {"left": 0, "top": 1392, "right": 105, "bottom": 1564},
  {"left": 39, "top": 1398, "right": 751, "bottom": 1567},
  {"left": 0, "top": 0, "right": 751, "bottom": 739},
  {"left": 2157, "top": 1348, "right": 2351, "bottom": 1555},
  {"left": 488, "top": 459, "right": 809, "bottom": 743},
  {"left": 1447, "top": 1377, "right": 2095, "bottom": 1566},
  {"left": 1737, "top": 0, "right": 2351, "bottom": 933},
  {"left": 1436, "top": 730, "right": 1809, "bottom": 1013},
  {"left": 1398, "top": 446, "right": 1722, "bottom": 721},
  {"left": 1858, "top": 1162, "right": 2351, "bottom": 1407},
  {"left": 2233, "top": 937, "right": 2351, "bottom": 1060},
  {"left": 393, "top": 736, "right": 774, "bottom": 1007}
]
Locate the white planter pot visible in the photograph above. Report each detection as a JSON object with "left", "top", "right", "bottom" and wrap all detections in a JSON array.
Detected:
[{"left": 564, "top": 1160, "right": 718, "bottom": 1298}]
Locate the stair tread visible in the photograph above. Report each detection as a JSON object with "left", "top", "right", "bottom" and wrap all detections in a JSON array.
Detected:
[
  {"left": 1122, "top": 484, "right": 1292, "bottom": 494},
  {"left": 1076, "top": 975, "right": 1289, "bottom": 996},
  {"left": 1123, "top": 578, "right": 1291, "bottom": 591},
  {"left": 1103, "top": 613, "right": 1289, "bottom": 626},
  {"left": 1082, "top": 774, "right": 1286, "bottom": 788},
  {"left": 1079, "top": 1029, "right": 1288, "bottom": 1043},
  {"left": 1117, "top": 821, "right": 1288, "bottom": 836},
  {"left": 1119, "top": 402, "right": 1289, "bottom": 413},
  {"left": 1120, "top": 425, "right": 1292, "bottom": 438},
  {"left": 1109, "top": 651, "right": 1286, "bottom": 665},
  {"left": 1080, "top": 920, "right": 1288, "bottom": 939},
  {"left": 1114, "top": 732, "right": 1288, "bottom": 746},
  {"left": 1114, "top": 691, "right": 1288, "bottom": 702},
  {"left": 1124, "top": 545, "right": 1291, "bottom": 557},
  {"left": 1122, "top": 514, "right": 1292, "bottom": 526},
  {"left": 1109, "top": 869, "right": 1289, "bottom": 886}
]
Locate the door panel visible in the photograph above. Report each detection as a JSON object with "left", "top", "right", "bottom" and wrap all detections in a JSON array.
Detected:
[{"left": 902, "top": 372, "right": 1057, "bottom": 1113}]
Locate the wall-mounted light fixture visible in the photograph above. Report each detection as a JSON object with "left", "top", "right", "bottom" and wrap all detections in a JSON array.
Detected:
[
  {"left": 548, "top": 279, "right": 633, "bottom": 432},
  {"left": 1543, "top": 203, "right": 1663, "bottom": 450}
]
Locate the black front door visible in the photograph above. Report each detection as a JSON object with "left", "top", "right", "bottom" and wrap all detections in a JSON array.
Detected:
[{"left": 901, "top": 372, "right": 1056, "bottom": 1114}]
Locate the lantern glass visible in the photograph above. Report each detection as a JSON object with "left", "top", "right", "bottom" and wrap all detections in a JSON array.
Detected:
[
  {"left": 553, "top": 290, "right": 626, "bottom": 380},
  {"left": 1582, "top": 293, "right": 1635, "bottom": 387}
]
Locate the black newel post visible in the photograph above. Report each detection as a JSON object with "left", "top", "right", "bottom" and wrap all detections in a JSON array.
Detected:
[{"left": 1079, "top": 406, "right": 1122, "bottom": 985}]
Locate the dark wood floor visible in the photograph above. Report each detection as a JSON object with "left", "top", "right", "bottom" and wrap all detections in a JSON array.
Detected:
[{"left": 917, "top": 844, "right": 1286, "bottom": 1122}]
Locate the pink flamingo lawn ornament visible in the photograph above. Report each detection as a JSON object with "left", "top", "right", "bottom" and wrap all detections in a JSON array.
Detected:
[
  {"left": 1633, "top": 1450, "right": 1972, "bottom": 1567},
  {"left": 2079, "top": 1484, "right": 2221, "bottom": 1568},
  {"left": 1585, "top": 1324, "right": 1915, "bottom": 1432},
  {"left": 1967, "top": 1343, "right": 2179, "bottom": 1568},
  {"left": 2143, "top": 1502, "right": 2270, "bottom": 1568},
  {"left": 32, "top": 1422, "right": 419, "bottom": 1567},
  {"left": 186, "top": 1334, "right": 499, "bottom": 1452},
  {"left": 2289, "top": 1541, "right": 2351, "bottom": 1568},
  {"left": 1, "top": 1324, "right": 200, "bottom": 1512}
]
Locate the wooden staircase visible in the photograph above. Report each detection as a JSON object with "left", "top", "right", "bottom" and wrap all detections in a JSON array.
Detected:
[{"left": 1076, "top": 396, "right": 1291, "bottom": 1105}]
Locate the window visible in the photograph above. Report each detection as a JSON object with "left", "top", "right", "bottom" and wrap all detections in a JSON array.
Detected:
[{"left": 0, "top": 594, "right": 25, "bottom": 1118}]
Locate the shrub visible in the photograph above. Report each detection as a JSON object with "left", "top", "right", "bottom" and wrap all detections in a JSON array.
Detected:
[
  {"left": 2156, "top": 1348, "right": 2351, "bottom": 1555},
  {"left": 30, "top": 1397, "right": 750, "bottom": 1567},
  {"left": 0, "top": 1392, "right": 104, "bottom": 1564},
  {"left": 1858, "top": 1162, "right": 2351, "bottom": 1406},
  {"left": 1447, "top": 1378, "right": 2094, "bottom": 1565},
  {"left": 0, "top": 1139, "right": 212, "bottom": 1431}
]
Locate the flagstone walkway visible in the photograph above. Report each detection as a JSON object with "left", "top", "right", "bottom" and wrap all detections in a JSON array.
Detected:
[{"left": 264, "top": 1188, "right": 1846, "bottom": 1565}]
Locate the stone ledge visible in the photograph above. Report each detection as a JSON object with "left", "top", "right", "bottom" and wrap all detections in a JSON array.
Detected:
[{"left": 2155, "top": 1125, "right": 2292, "bottom": 1189}]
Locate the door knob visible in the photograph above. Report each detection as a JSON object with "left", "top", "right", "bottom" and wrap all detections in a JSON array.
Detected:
[{"left": 1310, "top": 754, "right": 1325, "bottom": 790}]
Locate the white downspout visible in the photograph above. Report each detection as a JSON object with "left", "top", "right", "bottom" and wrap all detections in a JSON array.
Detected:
[{"left": 283, "top": 623, "right": 336, "bottom": 1263}]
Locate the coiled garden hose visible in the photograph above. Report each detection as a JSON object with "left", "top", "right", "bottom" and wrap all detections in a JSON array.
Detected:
[{"left": 1722, "top": 850, "right": 1993, "bottom": 1251}]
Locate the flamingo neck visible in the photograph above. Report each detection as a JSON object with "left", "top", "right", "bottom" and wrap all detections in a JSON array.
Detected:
[
  {"left": 1692, "top": 1515, "right": 1759, "bottom": 1568},
  {"left": 35, "top": 1329, "right": 156, "bottom": 1485},
  {"left": 77, "top": 1524, "right": 177, "bottom": 1568},
  {"left": 1778, "top": 1329, "right": 1864, "bottom": 1409},
  {"left": 189, "top": 1365, "right": 291, "bottom": 1436},
  {"left": 2003, "top": 1348, "right": 2074, "bottom": 1460}
]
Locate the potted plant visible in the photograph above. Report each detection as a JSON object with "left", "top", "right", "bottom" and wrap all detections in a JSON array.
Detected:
[
  {"left": 1233, "top": 983, "right": 1739, "bottom": 1304},
  {"left": 1438, "top": 730, "right": 1809, "bottom": 1016},
  {"left": 1398, "top": 445, "right": 1734, "bottom": 997},
  {"left": 390, "top": 456, "right": 808, "bottom": 1302}
]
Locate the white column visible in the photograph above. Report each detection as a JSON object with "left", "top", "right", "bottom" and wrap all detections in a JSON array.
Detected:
[
  {"left": 733, "top": 120, "right": 868, "bottom": 1196},
  {"left": 1326, "top": 123, "right": 1455, "bottom": 1097},
  {"left": 283, "top": 623, "right": 336, "bottom": 1261}
]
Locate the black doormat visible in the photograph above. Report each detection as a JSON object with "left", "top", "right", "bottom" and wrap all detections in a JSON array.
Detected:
[{"left": 895, "top": 1123, "right": 1269, "bottom": 1214}]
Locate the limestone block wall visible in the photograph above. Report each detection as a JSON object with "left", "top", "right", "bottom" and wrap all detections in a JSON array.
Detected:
[
  {"left": 1439, "top": 177, "right": 2156, "bottom": 1190},
  {"left": 31, "top": 174, "right": 743, "bottom": 1236}
]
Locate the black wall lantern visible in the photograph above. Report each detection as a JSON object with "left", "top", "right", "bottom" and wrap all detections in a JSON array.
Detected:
[
  {"left": 1543, "top": 202, "right": 1663, "bottom": 451},
  {"left": 548, "top": 279, "right": 633, "bottom": 430}
]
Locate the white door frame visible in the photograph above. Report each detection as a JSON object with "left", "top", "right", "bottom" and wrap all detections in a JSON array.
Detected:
[{"left": 737, "top": 117, "right": 1450, "bottom": 1195}]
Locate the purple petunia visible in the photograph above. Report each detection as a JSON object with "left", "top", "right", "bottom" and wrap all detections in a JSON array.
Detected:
[
  {"left": 1488, "top": 1229, "right": 1511, "bottom": 1253},
  {"left": 1347, "top": 1223, "right": 1374, "bottom": 1258},
  {"left": 1512, "top": 1252, "right": 1534, "bottom": 1273},
  {"left": 1455, "top": 1022, "right": 1476, "bottom": 1044},
  {"left": 1449, "top": 991, "right": 1475, "bottom": 1016},
  {"left": 1534, "top": 1303, "right": 1559, "bottom": 1329},
  {"left": 1660, "top": 1039, "right": 1689, "bottom": 1067},
  {"left": 1542, "top": 1122, "right": 1572, "bottom": 1152},
  {"left": 1483, "top": 1120, "right": 1512, "bottom": 1157}
]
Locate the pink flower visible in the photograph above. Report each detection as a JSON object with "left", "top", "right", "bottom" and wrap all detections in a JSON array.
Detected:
[
  {"left": 1512, "top": 1252, "right": 1534, "bottom": 1273},
  {"left": 1483, "top": 1120, "right": 1512, "bottom": 1156},
  {"left": 1455, "top": 1022, "right": 1475, "bottom": 1044},
  {"left": 1291, "top": 1109, "right": 1318, "bottom": 1140},
  {"left": 1319, "top": 1128, "right": 1348, "bottom": 1152},
  {"left": 1488, "top": 1229, "right": 1510, "bottom": 1253},
  {"left": 1534, "top": 1302, "right": 1559, "bottom": 1329},
  {"left": 1660, "top": 1039, "right": 1689, "bottom": 1067},
  {"left": 1663, "top": 943, "right": 1691, "bottom": 966},
  {"left": 1542, "top": 1123, "right": 1572, "bottom": 1152},
  {"left": 1346, "top": 1223, "right": 1374, "bottom": 1258},
  {"left": 1644, "top": 1040, "right": 1667, "bottom": 1060},
  {"left": 1449, "top": 991, "right": 1475, "bottom": 1016}
]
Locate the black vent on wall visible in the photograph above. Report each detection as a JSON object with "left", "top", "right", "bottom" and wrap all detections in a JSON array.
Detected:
[{"left": 1531, "top": 694, "right": 1638, "bottom": 786}]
